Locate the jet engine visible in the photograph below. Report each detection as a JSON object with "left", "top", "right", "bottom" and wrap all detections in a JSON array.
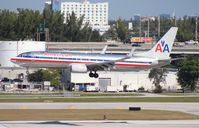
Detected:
[{"left": 70, "top": 64, "right": 88, "bottom": 73}]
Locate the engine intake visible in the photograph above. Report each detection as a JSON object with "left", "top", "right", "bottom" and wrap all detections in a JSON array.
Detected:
[{"left": 71, "top": 64, "right": 88, "bottom": 73}]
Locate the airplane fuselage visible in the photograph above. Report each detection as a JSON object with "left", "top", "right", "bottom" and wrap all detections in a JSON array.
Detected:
[{"left": 11, "top": 51, "right": 158, "bottom": 71}]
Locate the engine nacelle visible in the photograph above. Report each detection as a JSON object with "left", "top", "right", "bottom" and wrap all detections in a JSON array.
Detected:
[{"left": 70, "top": 64, "right": 88, "bottom": 73}]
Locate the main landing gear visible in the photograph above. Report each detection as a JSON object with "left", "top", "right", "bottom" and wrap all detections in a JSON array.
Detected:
[
  {"left": 89, "top": 71, "right": 99, "bottom": 78},
  {"left": 26, "top": 67, "right": 29, "bottom": 75}
]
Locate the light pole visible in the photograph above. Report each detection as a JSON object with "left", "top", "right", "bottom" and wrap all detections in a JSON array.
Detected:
[
  {"left": 196, "top": 16, "right": 198, "bottom": 41},
  {"left": 147, "top": 18, "right": 150, "bottom": 37},
  {"left": 139, "top": 15, "right": 142, "bottom": 37},
  {"left": 158, "top": 16, "right": 160, "bottom": 37}
]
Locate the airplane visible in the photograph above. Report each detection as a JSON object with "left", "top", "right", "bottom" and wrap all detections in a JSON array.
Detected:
[{"left": 11, "top": 27, "right": 178, "bottom": 78}]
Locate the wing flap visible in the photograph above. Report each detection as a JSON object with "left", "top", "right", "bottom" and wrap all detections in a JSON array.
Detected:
[
  {"left": 87, "top": 61, "right": 115, "bottom": 71},
  {"left": 87, "top": 56, "right": 130, "bottom": 71}
]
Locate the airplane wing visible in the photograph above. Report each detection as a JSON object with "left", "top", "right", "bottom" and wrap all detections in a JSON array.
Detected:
[
  {"left": 87, "top": 56, "right": 130, "bottom": 71},
  {"left": 87, "top": 47, "right": 137, "bottom": 72},
  {"left": 87, "top": 46, "right": 136, "bottom": 72}
]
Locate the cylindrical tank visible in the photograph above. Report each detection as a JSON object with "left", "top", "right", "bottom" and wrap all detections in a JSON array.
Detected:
[{"left": 0, "top": 41, "right": 46, "bottom": 67}]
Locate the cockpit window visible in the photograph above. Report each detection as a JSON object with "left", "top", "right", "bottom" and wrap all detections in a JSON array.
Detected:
[
  {"left": 17, "top": 52, "right": 32, "bottom": 58},
  {"left": 17, "top": 54, "right": 22, "bottom": 57}
]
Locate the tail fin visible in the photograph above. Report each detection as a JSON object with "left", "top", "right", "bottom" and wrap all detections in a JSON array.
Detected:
[{"left": 136, "top": 27, "right": 178, "bottom": 60}]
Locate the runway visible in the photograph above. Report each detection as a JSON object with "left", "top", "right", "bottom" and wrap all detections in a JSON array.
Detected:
[
  {"left": 0, "top": 120, "right": 199, "bottom": 128},
  {"left": 0, "top": 102, "right": 199, "bottom": 115}
]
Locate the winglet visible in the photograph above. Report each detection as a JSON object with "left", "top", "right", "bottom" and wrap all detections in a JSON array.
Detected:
[{"left": 100, "top": 45, "right": 108, "bottom": 54}]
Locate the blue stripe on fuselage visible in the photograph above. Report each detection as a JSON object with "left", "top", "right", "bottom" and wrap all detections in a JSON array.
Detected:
[{"left": 18, "top": 51, "right": 153, "bottom": 65}]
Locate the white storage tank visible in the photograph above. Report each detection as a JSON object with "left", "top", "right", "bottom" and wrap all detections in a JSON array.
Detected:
[{"left": 0, "top": 41, "right": 46, "bottom": 67}]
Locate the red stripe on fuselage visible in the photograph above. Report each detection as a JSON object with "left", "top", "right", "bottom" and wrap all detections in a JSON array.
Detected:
[
  {"left": 11, "top": 58, "right": 95, "bottom": 65},
  {"left": 11, "top": 58, "right": 150, "bottom": 67}
]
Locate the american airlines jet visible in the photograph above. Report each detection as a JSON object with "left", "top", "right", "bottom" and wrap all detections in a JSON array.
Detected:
[{"left": 11, "top": 27, "right": 178, "bottom": 78}]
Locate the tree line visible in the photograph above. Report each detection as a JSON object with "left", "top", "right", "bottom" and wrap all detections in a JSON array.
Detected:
[
  {"left": 0, "top": 8, "right": 198, "bottom": 42},
  {"left": 149, "top": 58, "right": 199, "bottom": 93},
  {"left": 0, "top": 9, "right": 102, "bottom": 42},
  {"left": 105, "top": 17, "right": 199, "bottom": 42}
]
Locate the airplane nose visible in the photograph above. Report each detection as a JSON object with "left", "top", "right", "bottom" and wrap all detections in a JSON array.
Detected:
[{"left": 10, "top": 58, "right": 17, "bottom": 63}]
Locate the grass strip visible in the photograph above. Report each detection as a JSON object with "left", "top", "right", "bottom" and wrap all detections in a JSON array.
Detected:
[
  {"left": 0, "top": 109, "right": 198, "bottom": 121},
  {"left": 0, "top": 92, "right": 142, "bottom": 97}
]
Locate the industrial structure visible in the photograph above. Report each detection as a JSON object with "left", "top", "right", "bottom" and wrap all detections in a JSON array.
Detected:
[
  {"left": 0, "top": 41, "right": 46, "bottom": 68},
  {"left": 71, "top": 71, "right": 179, "bottom": 92},
  {"left": 0, "top": 41, "right": 46, "bottom": 92}
]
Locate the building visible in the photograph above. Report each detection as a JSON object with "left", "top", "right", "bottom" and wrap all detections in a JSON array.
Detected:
[
  {"left": 61, "top": 0, "right": 109, "bottom": 35},
  {"left": 0, "top": 40, "right": 46, "bottom": 79},
  {"left": 45, "top": 0, "right": 61, "bottom": 12},
  {"left": 141, "top": 16, "right": 156, "bottom": 22},
  {"left": 134, "top": 14, "right": 141, "bottom": 22},
  {"left": 44, "top": 1, "right": 52, "bottom": 11},
  {"left": 52, "top": 0, "right": 61, "bottom": 11},
  {"left": 159, "top": 14, "right": 171, "bottom": 20},
  {"left": 0, "top": 41, "right": 47, "bottom": 91},
  {"left": 0, "top": 41, "right": 46, "bottom": 68},
  {"left": 134, "top": 14, "right": 155, "bottom": 22},
  {"left": 71, "top": 71, "right": 180, "bottom": 92},
  {"left": 128, "top": 22, "right": 133, "bottom": 30}
]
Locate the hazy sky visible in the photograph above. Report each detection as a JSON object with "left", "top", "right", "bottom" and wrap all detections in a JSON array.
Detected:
[{"left": 0, "top": 0, "right": 199, "bottom": 19}]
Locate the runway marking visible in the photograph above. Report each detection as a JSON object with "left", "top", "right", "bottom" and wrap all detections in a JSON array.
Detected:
[
  {"left": 20, "top": 106, "right": 29, "bottom": 109},
  {"left": 67, "top": 105, "right": 76, "bottom": 109},
  {"left": 0, "top": 124, "right": 8, "bottom": 128}
]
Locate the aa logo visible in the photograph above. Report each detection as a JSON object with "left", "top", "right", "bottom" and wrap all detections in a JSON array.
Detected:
[{"left": 155, "top": 40, "right": 170, "bottom": 53}]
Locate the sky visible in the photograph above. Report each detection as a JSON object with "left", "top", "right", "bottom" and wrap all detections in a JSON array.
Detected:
[{"left": 0, "top": 0, "right": 199, "bottom": 20}]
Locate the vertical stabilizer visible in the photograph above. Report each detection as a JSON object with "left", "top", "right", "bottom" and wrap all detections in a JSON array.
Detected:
[{"left": 136, "top": 27, "right": 178, "bottom": 60}]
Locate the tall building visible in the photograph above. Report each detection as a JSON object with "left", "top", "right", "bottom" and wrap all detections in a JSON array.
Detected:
[
  {"left": 134, "top": 14, "right": 141, "bottom": 22},
  {"left": 45, "top": 1, "right": 52, "bottom": 11},
  {"left": 61, "top": 0, "right": 109, "bottom": 35},
  {"left": 159, "top": 14, "right": 171, "bottom": 20},
  {"left": 52, "top": 0, "right": 61, "bottom": 11},
  {"left": 45, "top": 0, "right": 60, "bottom": 12}
]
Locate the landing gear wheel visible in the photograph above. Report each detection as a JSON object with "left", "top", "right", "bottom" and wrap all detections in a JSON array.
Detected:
[
  {"left": 89, "top": 71, "right": 99, "bottom": 78},
  {"left": 26, "top": 69, "right": 29, "bottom": 75},
  {"left": 89, "top": 72, "right": 94, "bottom": 78},
  {"left": 94, "top": 73, "right": 99, "bottom": 78}
]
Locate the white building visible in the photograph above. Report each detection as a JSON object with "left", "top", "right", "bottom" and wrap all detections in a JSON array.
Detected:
[
  {"left": 0, "top": 41, "right": 46, "bottom": 79},
  {"left": 61, "top": 0, "right": 109, "bottom": 35},
  {"left": 0, "top": 41, "right": 46, "bottom": 68},
  {"left": 71, "top": 71, "right": 180, "bottom": 92}
]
